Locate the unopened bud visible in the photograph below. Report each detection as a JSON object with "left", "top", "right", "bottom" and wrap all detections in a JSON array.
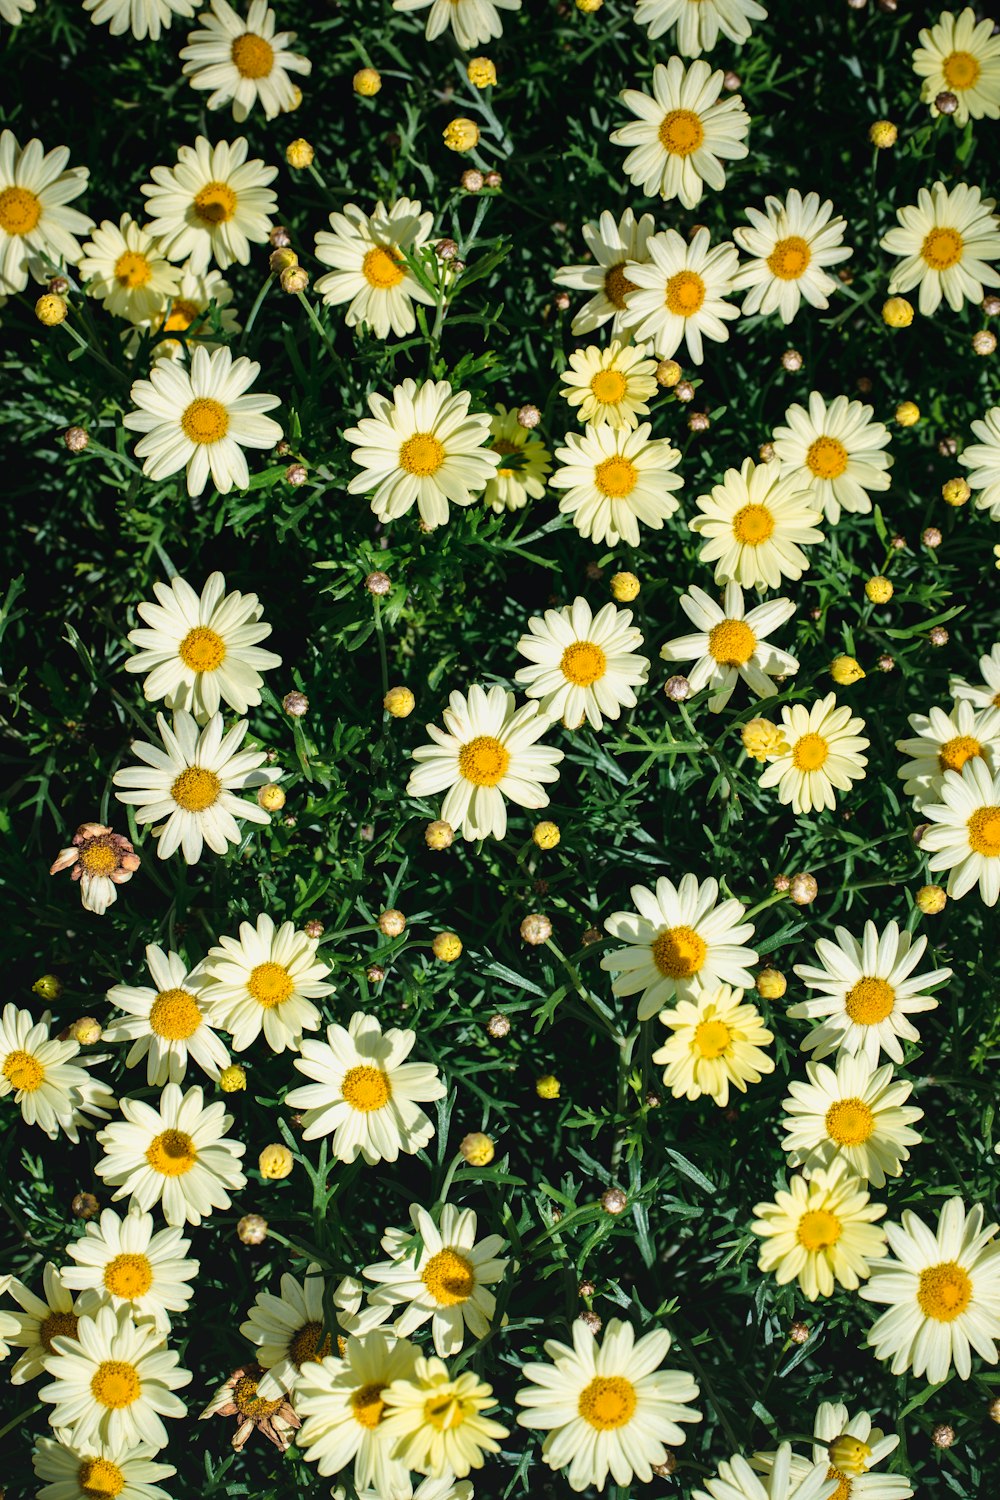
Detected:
[
  {"left": 600, "top": 1187, "right": 627, "bottom": 1215},
  {"left": 280, "top": 264, "right": 309, "bottom": 294},
  {"left": 285, "top": 463, "right": 308, "bottom": 487},
  {"left": 756, "top": 968, "right": 787, "bottom": 1000},
  {"left": 71, "top": 1192, "right": 100, "bottom": 1219},
  {"left": 285, "top": 138, "right": 314, "bottom": 169},
  {"left": 460, "top": 1131, "right": 495, "bottom": 1166},
  {"left": 517, "top": 404, "right": 541, "bottom": 429},
  {"left": 282, "top": 690, "right": 309, "bottom": 717},
  {"left": 258, "top": 1143, "right": 294, "bottom": 1180},
  {"left": 432, "top": 931, "right": 462, "bottom": 962},
  {"left": 789, "top": 872, "right": 818, "bottom": 906},
  {"left": 64, "top": 426, "right": 88, "bottom": 452},
  {"left": 269, "top": 247, "right": 298, "bottom": 274},
  {"left": 257, "top": 783, "right": 285, "bottom": 812},
  {"left": 520, "top": 913, "right": 552, "bottom": 945},
  {"left": 237, "top": 1213, "right": 268, "bottom": 1245},
  {"left": 664, "top": 674, "right": 691, "bottom": 701},
  {"left": 916, "top": 885, "right": 947, "bottom": 914},
  {"left": 219, "top": 1064, "right": 247, "bottom": 1092},
  {"left": 69, "top": 1017, "right": 102, "bottom": 1045},
  {"left": 378, "top": 908, "right": 406, "bottom": 937},
  {"left": 656, "top": 358, "right": 682, "bottom": 387},
  {"left": 425, "top": 820, "right": 454, "bottom": 850},
  {"left": 383, "top": 686, "right": 415, "bottom": 718},
  {"left": 36, "top": 293, "right": 68, "bottom": 325},
  {"left": 610, "top": 571, "right": 640, "bottom": 602},
  {"left": 353, "top": 67, "right": 382, "bottom": 97},
  {"left": 972, "top": 329, "right": 997, "bottom": 356},
  {"left": 486, "top": 1012, "right": 510, "bottom": 1039},
  {"left": 365, "top": 570, "right": 391, "bottom": 596}
]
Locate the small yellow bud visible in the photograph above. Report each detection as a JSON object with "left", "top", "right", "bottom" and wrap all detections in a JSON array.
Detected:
[
  {"left": 460, "top": 1131, "right": 495, "bottom": 1166},
  {"left": 285, "top": 84, "right": 303, "bottom": 113},
  {"left": 257, "top": 783, "right": 286, "bottom": 812},
  {"left": 576, "top": 0, "right": 604, "bottom": 11},
  {"left": 280, "top": 264, "right": 309, "bottom": 294},
  {"left": 258, "top": 1143, "right": 294, "bottom": 1180},
  {"left": 532, "top": 820, "right": 561, "bottom": 850},
  {"left": 882, "top": 296, "right": 914, "bottom": 328},
  {"left": 467, "top": 56, "right": 497, "bottom": 89},
  {"left": 285, "top": 138, "right": 314, "bottom": 169},
  {"left": 756, "top": 968, "right": 787, "bottom": 1000},
  {"left": 536, "top": 1073, "right": 560, "bottom": 1099},
  {"left": 895, "top": 400, "right": 920, "bottom": 427},
  {"left": 443, "top": 117, "right": 480, "bottom": 153},
  {"left": 610, "top": 571, "right": 640, "bottom": 602},
  {"left": 829, "top": 1436, "right": 876, "bottom": 1477},
  {"left": 425, "top": 820, "right": 454, "bottom": 850},
  {"left": 353, "top": 67, "right": 382, "bottom": 97},
  {"left": 383, "top": 685, "right": 415, "bottom": 718},
  {"left": 378, "top": 908, "right": 406, "bottom": 937},
  {"left": 741, "top": 718, "right": 789, "bottom": 762},
  {"left": 656, "top": 358, "right": 682, "bottom": 387},
  {"left": 830, "top": 655, "right": 865, "bottom": 685},
  {"left": 869, "top": 119, "right": 898, "bottom": 148},
  {"left": 36, "top": 293, "right": 68, "bottom": 326},
  {"left": 219, "top": 1064, "right": 247, "bottom": 1093},
  {"left": 32, "top": 974, "right": 63, "bottom": 1001},
  {"left": 69, "top": 1017, "right": 102, "bottom": 1045},
  {"left": 269, "top": 247, "right": 298, "bottom": 274},
  {"left": 916, "top": 884, "right": 947, "bottom": 914},
  {"left": 942, "top": 477, "right": 970, "bottom": 507},
  {"left": 432, "top": 931, "right": 462, "bottom": 962},
  {"left": 865, "top": 575, "right": 894, "bottom": 604}
]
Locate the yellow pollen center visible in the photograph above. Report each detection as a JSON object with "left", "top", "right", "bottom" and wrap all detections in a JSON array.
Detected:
[
  {"left": 40, "top": 1310, "right": 80, "bottom": 1352},
  {"left": 399, "top": 432, "right": 445, "bottom": 477},
  {"left": 163, "top": 298, "right": 201, "bottom": 333},
  {"left": 652, "top": 924, "right": 707, "bottom": 979},
  {"left": 351, "top": 1381, "right": 387, "bottom": 1428},
  {"left": 577, "top": 1375, "right": 638, "bottom": 1431},
  {"left": 145, "top": 1128, "right": 197, "bottom": 1176},
  {"left": 942, "top": 49, "right": 981, "bottom": 89},
  {"left": 825, "top": 1097, "right": 876, "bottom": 1146},
  {"left": 844, "top": 977, "right": 895, "bottom": 1025},
  {"left": 181, "top": 396, "right": 229, "bottom": 445},
  {"left": 91, "top": 1360, "right": 141, "bottom": 1410},
  {"left": 2, "top": 1049, "right": 45, "bottom": 1092},
  {"left": 0, "top": 185, "right": 42, "bottom": 235},
  {"left": 247, "top": 961, "right": 294, "bottom": 1009},
  {"left": 561, "top": 640, "right": 607, "bottom": 686},
  {"left": 968, "top": 805, "right": 1000, "bottom": 856},
  {"left": 288, "top": 1320, "right": 333, "bottom": 1367},
  {"left": 767, "top": 236, "right": 812, "bottom": 280},
  {"left": 708, "top": 618, "right": 757, "bottom": 666},
  {"left": 806, "top": 436, "right": 849, "bottom": 480},
  {"left": 658, "top": 108, "right": 705, "bottom": 156},
  {"left": 824, "top": 1466, "right": 852, "bottom": 1500},
  {"left": 341, "top": 1064, "right": 391, "bottom": 1112},
  {"left": 917, "top": 1261, "right": 973, "bottom": 1321},
  {"left": 80, "top": 842, "right": 119, "bottom": 876},
  {"left": 791, "top": 732, "right": 829, "bottom": 772},
  {"left": 829, "top": 1436, "right": 873, "bottom": 1477},
  {"left": 170, "top": 766, "right": 221, "bottom": 813},
  {"left": 731, "top": 503, "right": 775, "bottom": 545},
  {"left": 590, "top": 368, "right": 628, "bottom": 404},
  {"left": 921, "top": 226, "right": 964, "bottom": 271},
  {"left": 594, "top": 455, "right": 638, "bottom": 498},
  {"left": 193, "top": 181, "right": 238, "bottom": 225},
  {"left": 797, "top": 1208, "right": 842, "bottom": 1252},
  {"left": 233, "top": 1372, "right": 284, "bottom": 1418},
  {"left": 938, "top": 734, "right": 982, "bottom": 772},
  {"left": 603, "top": 261, "right": 638, "bottom": 310},
  {"left": 231, "top": 31, "right": 275, "bottom": 78},
  {"left": 78, "top": 1457, "right": 126, "bottom": 1499},
  {"left": 103, "top": 1253, "right": 154, "bottom": 1300},
  {"left": 422, "top": 1247, "right": 476, "bottom": 1306},
  {"left": 362, "top": 245, "right": 406, "bottom": 289},
  {"left": 694, "top": 1017, "right": 732, "bottom": 1059},
  {"left": 178, "top": 626, "right": 227, "bottom": 673},
  {"left": 458, "top": 734, "right": 510, "bottom": 786},
  {"left": 423, "top": 1392, "right": 470, "bottom": 1431},
  {"left": 665, "top": 269, "right": 706, "bottom": 316},
  {"left": 113, "top": 250, "right": 152, "bottom": 289},
  {"left": 149, "top": 987, "right": 203, "bottom": 1040}
]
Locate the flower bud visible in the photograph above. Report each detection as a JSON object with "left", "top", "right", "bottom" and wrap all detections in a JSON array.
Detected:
[
  {"left": 269, "top": 225, "right": 292, "bottom": 249},
  {"left": 865, "top": 575, "right": 893, "bottom": 604},
  {"left": 664, "top": 674, "right": 691, "bottom": 702},
  {"left": 983, "top": 294, "right": 1000, "bottom": 317},
  {"left": 378, "top": 908, "right": 406, "bottom": 937},
  {"left": 383, "top": 686, "right": 415, "bottom": 718},
  {"left": 932, "top": 1424, "right": 956, "bottom": 1449},
  {"left": 882, "top": 296, "right": 913, "bottom": 328},
  {"left": 536, "top": 1073, "right": 560, "bottom": 1099},
  {"left": 280, "top": 264, "right": 309, "bottom": 294},
  {"left": 285, "top": 138, "right": 314, "bottom": 169},
  {"left": 444, "top": 117, "right": 479, "bottom": 152},
  {"left": 285, "top": 463, "right": 308, "bottom": 487},
  {"left": 877, "top": 653, "right": 895, "bottom": 673},
  {"left": 461, "top": 168, "right": 485, "bottom": 193},
  {"left": 282, "top": 690, "right": 309, "bottom": 717},
  {"left": 467, "top": 56, "right": 496, "bottom": 88},
  {"left": 36, "top": 293, "right": 68, "bottom": 325},
  {"left": 789, "top": 1320, "right": 809, "bottom": 1344},
  {"left": 425, "top": 820, "right": 454, "bottom": 850},
  {"left": 675, "top": 380, "right": 695, "bottom": 402},
  {"left": 269, "top": 247, "right": 298, "bottom": 274},
  {"left": 973, "top": 329, "right": 997, "bottom": 356},
  {"left": 988, "top": 1397, "right": 1000, "bottom": 1423},
  {"left": 610, "top": 571, "right": 640, "bottom": 602},
  {"left": 916, "top": 884, "right": 947, "bottom": 914},
  {"left": 656, "top": 358, "right": 682, "bottom": 387},
  {"left": 577, "top": 1309, "right": 602, "bottom": 1333},
  {"left": 895, "top": 401, "right": 920, "bottom": 426},
  {"left": 258, "top": 1144, "right": 294, "bottom": 1180},
  {"left": 688, "top": 410, "right": 710, "bottom": 432},
  {"left": 365, "top": 570, "right": 392, "bottom": 596},
  {"left": 72, "top": 1191, "right": 100, "bottom": 1219},
  {"left": 219, "top": 1064, "right": 247, "bottom": 1093},
  {"left": 789, "top": 872, "right": 818, "bottom": 906},
  {"left": 436, "top": 238, "right": 459, "bottom": 261},
  {"left": 741, "top": 718, "right": 788, "bottom": 761},
  {"left": 758, "top": 441, "right": 777, "bottom": 463},
  {"left": 935, "top": 90, "right": 959, "bottom": 114},
  {"left": 869, "top": 119, "right": 898, "bottom": 147},
  {"left": 484, "top": 170, "right": 502, "bottom": 189},
  {"left": 33, "top": 974, "right": 63, "bottom": 1001},
  {"left": 773, "top": 873, "right": 791, "bottom": 892},
  {"left": 353, "top": 67, "right": 382, "bottom": 96},
  {"left": 432, "top": 931, "right": 462, "bottom": 962},
  {"left": 941, "top": 477, "right": 970, "bottom": 507},
  {"left": 64, "top": 426, "right": 88, "bottom": 452},
  {"left": 237, "top": 1213, "right": 268, "bottom": 1245},
  {"left": 460, "top": 1131, "right": 495, "bottom": 1166},
  {"left": 830, "top": 654, "right": 865, "bottom": 685},
  {"left": 781, "top": 348, "right": 803, "bottom": 371},
  {"left": 723, "top": 70, "right": 741, "bottom": 91},
  {"left": 366, "top": 964, "right": 386, "bottom": 985},
  {"left": 69, "top": 1017, "right": 102, "bottom": 1045},
  {"left": 520, "top": 913, "right": 552, "bottom": 945},
  {"left": 517, "top": 404, "right": 541, "bottom": 429},
  {"left": 756, "top": 968, "right": 787, "bottom": 1000},
  {"left": 600, "top": 1187, "right": 627, "bottom": 1215},
  {"left": 922, "top": 526, "right": 942, "bottom": 549},
  {"left": 928, "top": 625, "right": 949, "bottom": 647},
  {"left": 576, "top": 0, "right": 604, "bottom": 11},
  {"left": 257, "top": 783, "right": 286, "bottom": 812},
  {"left": 486, "top": 1012, "right": 510, "bottom": 1039}
]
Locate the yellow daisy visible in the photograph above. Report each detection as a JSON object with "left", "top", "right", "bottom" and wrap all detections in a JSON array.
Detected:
[
  {"left": 652, "top": 984, "right": 775, "bottom": 1107},
  {"left": 751, "top": 1159, "right": 888, "bottom": 1301},
  {"left": 381, "top": 1354, "right": 508, "bottom": 1480},
  {"left": 560, "top": 339, "right": 658, "bottom": 430}
]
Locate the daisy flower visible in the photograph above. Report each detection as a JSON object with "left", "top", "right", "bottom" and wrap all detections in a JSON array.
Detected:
[
  {"left": 771, "top": 392, "right": 892, "bottom": 527},
  {"left": 49, "top": 822, "right": 140, "bottom": 916},
  {"left": 285, "top": 1011, "right": 446, "bottom": 1162},
  {"left": 633, "top": 0, "right": 767, "bottom": 56},
  {"left": 896, "top": 699, "right": 1000, "bottom": 810},
  {"left": 694, "top": 1444, "right": 843, "bottom": 1500},
  {"left": 345, "top": 378, "right": 500, "bottom": 529},
  {"left": 314, "top": 199, "right": 435, "bottom": 339},
  {"left": 3, "top": 1263, "right": 99, "bottom": 1384},
  {"left": 296, "top": 1330, "right": 418, "bottom": 1493},
  {"left": 63, "top": 1208, "right": 198, "bottom": 1329},
  {"left": 180, "top": 0, "right": 311, "bottom": 121},
  {"left": 754, "top": 1404, "right": 912, "bottom": 1499},
  {"left": 407, "top": 684, "right": 563, "bottom": 842},
  {"left": 752, "top": 1159, "right": 888, "bottom": 1302},
  {"left": 880, "top": 181, "right": 1000, "bottom": 316},
  {"left": 94, "top": 1082, "right": 246, "bottom": 1228},
  {"left": 515, "top": 1317, "right": 701, "bottom": 1493},
  {"left": 780, "top": 1055, "right": 924, "bottom": 1189},
  {"left": 951, "top": 641, "right": 1000, "bottom": 707},
  {"left": 125, "top": 571, "right": 281, "bottom": 720},
  {"left": 0, "top": 130, "right": 92, "bottom": 296},
  {"left": 358, "top": 1480, "right": 473, "bottom": 1500},
  {"left": 789, "top": 920, "right": 951, "bottom": 1066},
  {"left": 756, "top": 694, "right": 869, "bottom": 815},
  {"left": 601, "top": 874, "right": 758, "bottom": 1022},
  {"left": 732, "top": 191, "right": 852, "bottom": 324},
  {"left": 514, "top": 597, "right": 649, "bottom": 731},
  {"left": 0, "top": 1276, "right": 16, "bottom": 1360},
  {"left": 610, "top": 58, "right": 750, "bottom": 209},
  {"left": 0, "top": 1004, "right": 114, "bottom": 1141},
  {"left": 83, "top": 0, "right": 195, "bottom": 41},
  {"left": 39, "top": 1303, "right": 190, "bottom": 1451},
  {"left": 689, "top": 458, "right": 824, "bottom": 589},
  {"left": 78, "top": 215, "right": 180, "bottom": 327},
  {"left": 622, "top": 227, "right": 740, "bottom": 364},
  {"left": 381, "top": 1354, "right": 508, "bottom": 1480},
  {"left": 362, "top": 1203, "right": 508, "bottom": 1357},
  {"left": 200, "top": 1362, "right": 300, "bottom": 1450},
  {"left": 559, "top": 339, "right": 659, "bottom": 430},
  {"left": 958, "top": 405, "right": 1000, "bottom": 520},
  {"left": 200, "top": 912, "right": 332, "bottom": 1054},
  {"left": 860, "top": 1198, "right": 1000, "bottom": 1383},
  {"left": 103, "top": 944, "right": 230, "bottom": 1085},
  {"left": 33, "top": 1436, "right": 175, "bottom": 1500},
  {"left": 912, "top": 7, "right": 1000, "bottom": 124},
  {"left": 660, "top": 583, "right": 799, "bottom": 713},
  {"left": 549, "top": 421, "right": 683, "bottom": 546},
  {"left": 123, "top": 344, "right": 282, "bottom": 498},
  {"left": 391, "top": 0, "right": 521, "bottom": 50},
  {"left": 148, "top": 264, "right": 241, "bottom": 360},
  {"left": 482, "top": 404, "right": 552, "bottom": 512},
  {"left": 240, "top": 1263, "right": 336, "bottom": 1396},
  {"left": 652, "top": 984, "right": 774, "bottom": 1107},
  {"left": 112, "top": 709, "right": 275, "bottom": 864},
  {"left": 921, "top": 758, "right": 1000, "bottom": 904},
  {"left": 1, "top": 0, "right": 36, "bottom": 24},
  {"left": 554, "top": 207, "right": 656, "bottom": 337},
  {"left": 140, "top": 136, "right": 277, "bottom": 274}
]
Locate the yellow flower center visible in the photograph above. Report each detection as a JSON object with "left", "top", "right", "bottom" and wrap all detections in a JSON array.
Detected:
[
  {"left": 162, "top": 298, "right": 201, "bottom": 333},
  {"left": 423, "top": 1390, "right": 472, "bottom": 1431},
  {"left": 247, "top": 961, "right": 294, "bottom": 1009},
  {"left": 288, "top": 1320, "right": 333, "bottom": 1367},
  {"left": 422, "top": 1247, "right": 476, "bottom": 1306},
  {"left": 2, "top": 1049, "right": 45, "bottom": 1092},
  {"left": 594, "top": 455, "right": 638, "bottom": 498},
  {"left": 145, "top": 1127, "right": 197, "bottom": 1176},
  {"left": 665, "top": 269, "right": 706, "bottom": 316},
  {"left": 823, "top": 1466, "right": 853, "bottom": 1500},
  {"left": 942, "top": 49, "right": 981, "bottom": 90},
  {"left": 590, "top": 368, "right": 628, "bottom": 404},
  {"left": 149, "top": 987, "right": 203, "bottom": 1041},
  {"left": 351, "top": 1380, "right": 387, "bottom": 1428},
  {"left": 80, "top": 841, "right": 119, "bottom": 876},
  {"left": 341, "top": 1064, "right": 392, "bottom": 1112},
  {"left": 844, "top": 977, "right": 895, "bottom": 1025},
  {"left": 767, "top": 235, "right": 812, "bottom": 280},
  {"left": 658, "top": 108, "right": 705, "bottom": 156},
  {"left": 936, "top": 734, "right": 981, "bottom": 773},
  {"left": 791, "top": 732, "right": 829, "bottom": 772},
  {"left": 170, "top": 766, "right": 222, "bottom": 813},
  {"left": 797, "top": 1208, "right": 842, "bottom": 1252},
  {"left": 362, "top": 245, "right": 406, "bottom": 289},
  {"left": 829, "top": 1436, "right": 873, "bottom": 1477},
  {"left": 103, "top": 1253, "right": 154, "bottom": 1300},
  {"left": 806, "top": 436, "right": 849, "bottom": 480},
  {"left": 399, "top": 432, "right": 445, "bottom": 477},
  {"left": 233, "top": 1372, "right": 284, "bottom": 1418},
  {"left": 731, "top": 503, "right": 775, "bottom": 545},
  {"left": 708, "top": 618, "right": 757, "bottom": 666},
  {"left": 78, "top": 1457, "right": 126, "bottom": 1499},
  {"left": 181, "top": 396, "right": 229, "bottom": 445},
  {"left": 91, "top": 1360, "right": 141, "bottom": 1410},
  {"left": 0, "top": 185, "right": 42, "bottom": 236},
  {"left": 560, "top": 640, "right": 607, "bottom": 686},
  {"left": 231, "top": 32, "right": 275, "bottom": 79},
  {"left": 694, "top": 1017, "right": 731, "bottom": 1059},
  {"left": 577, "top": 1375, "right": 638, "bottom": 1431},
  {"left": 40, "top": 1310, "right": 80, "bottom": 1351},
  {"left": 920, "top": 226, "right": 964, "bottom": 271},
  {"left": 652, "top": 924, "right": 707, "bottom": 979},
  {"left": 968, "top": 805, "right": 1000, "bottom": 856},
  {"left": 113, "top": 250, "right": 152, "bottom": 289},
  {"left": 178, "top": 625, "right": 227, "bottom": 672},
  {"left": 458, "top": 734, "right": 510, "bottom": 786},
  {"left": 603, "top": 261, "right": 638, "bottom": 310},
  {"left": 917, "top": 1260, "right": 973, "bottom": 1322},
  {"left": 825, "top": 1097, "right": 875, "bottom": 1146},
  {"left": 193, "top": 181, "right": 238, "bottom": 225}
]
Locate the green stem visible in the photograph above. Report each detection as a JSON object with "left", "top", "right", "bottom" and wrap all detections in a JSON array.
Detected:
[
  {"left": 372, "top": 595, "right": 390, "bottom": 699},
  {"left": 610, "top": 1026, "right": 639, "bottom": 1177},
  {"left": 239, "top": 274, "right": 274, "bottom": 349}
]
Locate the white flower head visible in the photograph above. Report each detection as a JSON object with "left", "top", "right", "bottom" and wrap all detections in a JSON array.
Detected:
[
  {"left": 921, "top": 757, "right": 1000, "bottom": 904},
  {"left": 660, "top": 582, "right": 799, "bottom": 712},
  {"left": 912, "top": 7, "right": 1000, "bottom": 124},
  {"left": 896, "top": 699, "right": 1000, "bottom": 810},
  {"left": 515, "top": 596, "right": 649, "bottom": 730},
  {"left": 78, "top": 214, "right": 181, "bottom": 327},
  {"left": 689, "top": 457, "right": 824, "bottom": 589},
  {"left": 757, "top": 693, "right": 869, "bottom": 815},
  {"left": 482, "top": 403, "right": 552, "bottom": 512},
  {"left": 554, "top": 207, "right": 656, "bottom": 337},
  {"left": 733, "top": 190, "right": 852, "bottom": 323},
  {"left": 559, "top": 339, "right": 659, "bottom": 430},
  {"left": 392, "top": 0, "right": 521, "bottom": 50},
  {"left": 0, "top": 1004, "right": 115, "bottom": 1141},
  {"left": 780, "top": 1054, "right": 924, "bottom": 1189},
  {"left": 880, "top": 180, "right": 1000, "bottom": 316},
  {"left": 103, "top": 944, "right": 230, "bottom": 1085},
  {"left": 0, "top": 129, "right": 92, "bottom": 295},
  {"left": 622, "top": 226, "right": 740, "bottom": 364},
  {"left": 33, "top": 1435, "right": 176, "bottom": 1500},
  {"left": 633, "top": 0, "right": 767, "bottom": 56},
  {"left": 2, "top": 1263, "right": 103, "bottom": 1384},
  {"left": 140, "top": 135, "right": 278, "bottom": 273},
  {"left": 83, "top": 0, "right": 195, "bottom": 41},
  {"left": 63, "top": 1207, "right": 199, "bottom": 1329},
  {"left": 314, "top": 198, "right": 435, "bottom": 339},
  {"left": 296, "top": 1329, "right": 419, "bottom": 1493},
  {"left": 240, "top": 1262, "right": 335, "bottom": 1396},
  {"left": 200, "top": 913, "right": 332, "bottom": 1054},
  {"left": 180, "top": 0, "right": 311, "bottom": 122},
  {"left": 550, "top": 421, "right": 683, "bottom": 546},
  {"left": 772, "top": 392, "right": 893, "bottom": 525},
  {"left": 951, "top": 641, "right": 1000, "bottom": 707}
]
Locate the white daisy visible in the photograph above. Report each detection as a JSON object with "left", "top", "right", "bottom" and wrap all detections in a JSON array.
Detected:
[
  {"left": 515, "top": 1317, "right": 701, "bottom": 1493},
  {"left": 0, "top": 1274, "right": 16, "bottom": 1360},
  {"left": 780, "top": 1055, "right": 924, "bottom": 1188},
  {"left": 240, "top": 1263, "right": 337, "bottom": 1396},
  {"left": 633, "top": 0, "right": 767, "bottom": 56},
  {"left": 912, "top": 7, "right": 1000, "bottom": 124},
  {"left": 63, "top": 1208, "right": 198, "bottom": 1329},
  {"left": 880, "top": 180, "right": 1000, "bottom": 316},
  {"left": 181, "top": 0, "right": 311, "bottom": 121},
  {"left": 3, "top": 1263, "right": 100, "bottom": 1384},
  {"left": 391, "top": 0, "right": 521, "bottom": 50},
  {"left": 125, "top": 570, "right": 281, "bottom": 720},
  {"left": 0, "top": 1004, "right": 115, "bottom": 1141},
  {"left": 959, "top": 405, "right": 1000, "bottom": 520},
  {"left": 754, "top": 1404, "right": 911, "bottom": 1499},
  {"left": 48, "top": 822, "right": 141, "bottom": 917},
  {"left": 621, "top": 226, "right": 740, "bottom": 364},
  {"left": 514, "top": 596, "right": 649, "bottom": 730},
  {"left": 752, "top": 1158, "right": 888, "bottom": 1302},
  {"left": 921, "top": 757, "right": 1000, "bottom": 905},
  {"left": 732, "top": 190, "right": 852, "bottom": 324},
  {"left": 380, "top": 1355, "right": 509, "bottom": 1480},
  {"left": 611, "top": 58, "right": 750, "bottom": 208},
  {"left": 78, "top": 215, "right": 181, "bottom": 327},
  {"left": 601, "top": 874, "right": 758, "bottom": 1022},
  {"left": 123, "top": 344, "right": 282, "bottom": 498},
  {"left": 314, "top": 198, "right": 436, "bottom": 339},
  {"left": 148, "top": 264, "right": 241, "bottom": 361},
  {"left": 482, "top": 403, "right": 552, "bottom": 512},
  {"left": 140, "top": 135, "right": 278, "bottom": 274},
  {"left": 772, "top": 392, "right": 893, "bottom": 526},
  {"left": 112, "top": 709, "right": 275, "bottom": 864},
  {"left": 549, "top": 421, "right": 683, "bottom": 546},
  {"left": 285, "top": 1011, "right": 446, "bottom": 1163},
  {"left": 951, "top": 641, "right": 1000, "bottom": 708},
  {"left": 83, "top": 0, "right": 195, "bottom": 41},
  {"left": 660, "top": 583, "right": 799, "bottom": 712},
  {"left": 554, "top": 207, "right": 657, "bottom": 337},
  {"left": 789, "top": 920, "right": 951, "bottom": 1066},
  {"left": 896, "top": 699, "right": 1000, "bottom": 810},
  {"left": 0, "top": 129, "right": 92, "bottom": 296},
  {"left": 694, "top": 1444, "right": 844, "bottom": 1500},
  {"left": 33, "top": 1435, "right": 175, "bottom": 1500},
  {"left": 296, "top": 1329, "right": 418, "bottom": 1494},
  {"left": 94, "top": 1081, "right": 247, "bottom": 1227},
  {"left": 559, "top": 339, "right": 659, "bottom": 430},
  {"left": 757, "top": 694, "right": 869, "bottom": 815},
  {"left": 689, "top": 458, "right": 825, "bottom": 589},
  {"left": 199, "top": 912, "right": 332, "bottom": 1054},
  {"left": 103, "top": 944, "right": 230, "bottom": 1085},
  {"left": 407, "top": 684, "right": 563, "bottom": 841},
  {"left": 345, "top": 378, "right": 500, "bottom": 529}
]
